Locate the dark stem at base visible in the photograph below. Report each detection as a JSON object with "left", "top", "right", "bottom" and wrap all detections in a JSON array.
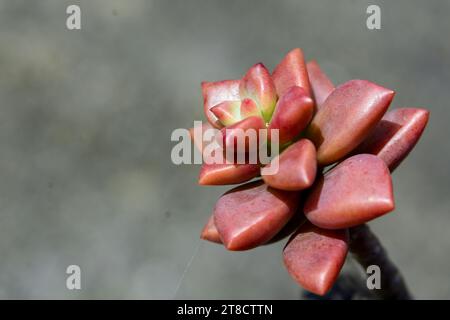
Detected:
[{"left": 349, "top": 224, "right": 412, "bottom": 300}]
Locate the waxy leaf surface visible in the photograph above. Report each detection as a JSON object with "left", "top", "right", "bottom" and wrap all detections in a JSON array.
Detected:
[
  {"left": 304, "top": 154, "right": 394, "bottom": 229},
  {"left": 214, "top": 181, "right": 299, "bottom": 250}
]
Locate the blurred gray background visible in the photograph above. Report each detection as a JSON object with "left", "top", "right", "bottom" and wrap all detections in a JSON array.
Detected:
[{"left": 0, "top": 0, "right": 448, "bottom": 299}]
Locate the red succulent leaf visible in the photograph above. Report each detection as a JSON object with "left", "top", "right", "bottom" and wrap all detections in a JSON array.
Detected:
[
  {"left": 306, "top": 60, "right": 335, "bottom": 109},
  {"left": 200, "top": 215, "right": 222, "bottom": 244},
  {"left": 240, "top": 63, "right": 277, "bottom": 122},
  {"left": 210, "top": 100, "right": 241, "bottom": 127},
  {"left": 272, "top": 48, "right": 311, "bottom": 98},
  {"left": 202, "top": 80, "right": 240, "bottom": 128},
  {"left": 201, "top": 209, "right": 306, "bottom": 245},
  {"left": 304, "top": 154, "right": 395, "bottom": 229},
  {"left": 267, "top": 86, "right": 314, "bottom": 145},
  {"left": 219, "top": 116, "right": 266, "bottom": 154},
  {"left": 198, "top": 162, "right": 260, "bottom": 186},
  {"left": 283, "top": 222, "right": 349, "bottom": 296},
  {"left": 214, "top": 180, "right": 299, "bottom": 250},
  {"left": 307, "top": 79, "right": 395, "bottom": 166},
  {"left": 355, "top": 108, "right": 430, "bottom": 172},
  {"left": 261, "top": 139, "right": 317, "bottom": 191}
]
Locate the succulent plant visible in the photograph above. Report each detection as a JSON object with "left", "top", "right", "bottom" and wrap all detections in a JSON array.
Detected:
[{"left": 190, "top": 48, "right": 429, "bottom": 297}]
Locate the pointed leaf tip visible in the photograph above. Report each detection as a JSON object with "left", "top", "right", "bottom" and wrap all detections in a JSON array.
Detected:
[
  {"left": 356, "top": 107, "right": 429, "bottom": 172},
  {"left": 272, "top": 48, "right": 311, "bottom": 98},
  {"left": 304, "top": 154, "right": 395, "bottom": 229},
  {"left": 283, "top": 222, "right": 348, "bottom": 296},
  {"left": 200, "top": 215, "right": 222, "bottom": 244},
  {"left": 262, "top": 139, "right": 317, "bottom": 191},
  {"left": 307, "top": 79, "right": 395, "bottom": 166},
  {"left": 198, "top": 162, "right": 260, "bottom": 186},
  {"left": 210, "top": 100, "right": 241, "bottom": 126},
  {"left": 240, "top": 63, "right": 277, "bottom": 122},
  {"left": 214, "top": 180, "right": 299, "bottom": 250}
]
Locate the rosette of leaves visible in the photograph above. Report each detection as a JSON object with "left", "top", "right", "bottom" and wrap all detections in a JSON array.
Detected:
[{"left": 189, "top": 48, "right": 429, "bottom": 296}]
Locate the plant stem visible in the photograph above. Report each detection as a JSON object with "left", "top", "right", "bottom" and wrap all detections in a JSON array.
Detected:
[{"left": 349, "top": 224, "right": 412, "bottom": 300}]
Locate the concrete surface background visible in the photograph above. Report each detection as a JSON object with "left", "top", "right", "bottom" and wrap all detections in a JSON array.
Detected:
[{"left": 0, "top": 0, "right": 449, "bottom": 299}]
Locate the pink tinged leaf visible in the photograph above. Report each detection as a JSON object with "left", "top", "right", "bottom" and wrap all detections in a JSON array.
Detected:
[
  {"left": 272, "top": 48, "right": 312, "bottom": 98},
  {"left": 304, "top": 154, "right": 395, "bottom": 229},
  {"left": 219, "top": 116, "right": 266, "bottom": 154},
  {"left": 355, "top": 108, "right": 430, "bottom": 172},
  {"left": 210, "top": 100, "right": 242, "bottom": 127},
  {"left": 261, "top": 139, "right": 317, "bottom": 191},
  {"left": 189, "top": 122, "right": 214, "bottom": 153},
  {"left": 214, "top": 180, "right": 299, "bottom": 250},
  {"left": 307, "top": 79, "right": 395, "bottom": 166},
  {"left": 267, "top": 86, "right": 314, "bottom": 145},
  {"left": 198, "top": 163, "right": 260, "bottom": 186},
  {"left": 202, "top": 210, "right": 306, "bottom": 245},
  {"left": 240, "top": 98, "right": 263, "bottom": 120},
  {"left": 283, "top": 222, "right": 349, "bottom": 296},
  {"left": 239, "top": 63, "right": 277, "bottom": 122},
  {"left": 202, "top": 80, "right": 240, "bottom": 128},
  {"left": 200, "top": 215, "right": 222, "bottom": 244},
  {"left": 306, "top": 60, "right": 335, "bottom": 109}
]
